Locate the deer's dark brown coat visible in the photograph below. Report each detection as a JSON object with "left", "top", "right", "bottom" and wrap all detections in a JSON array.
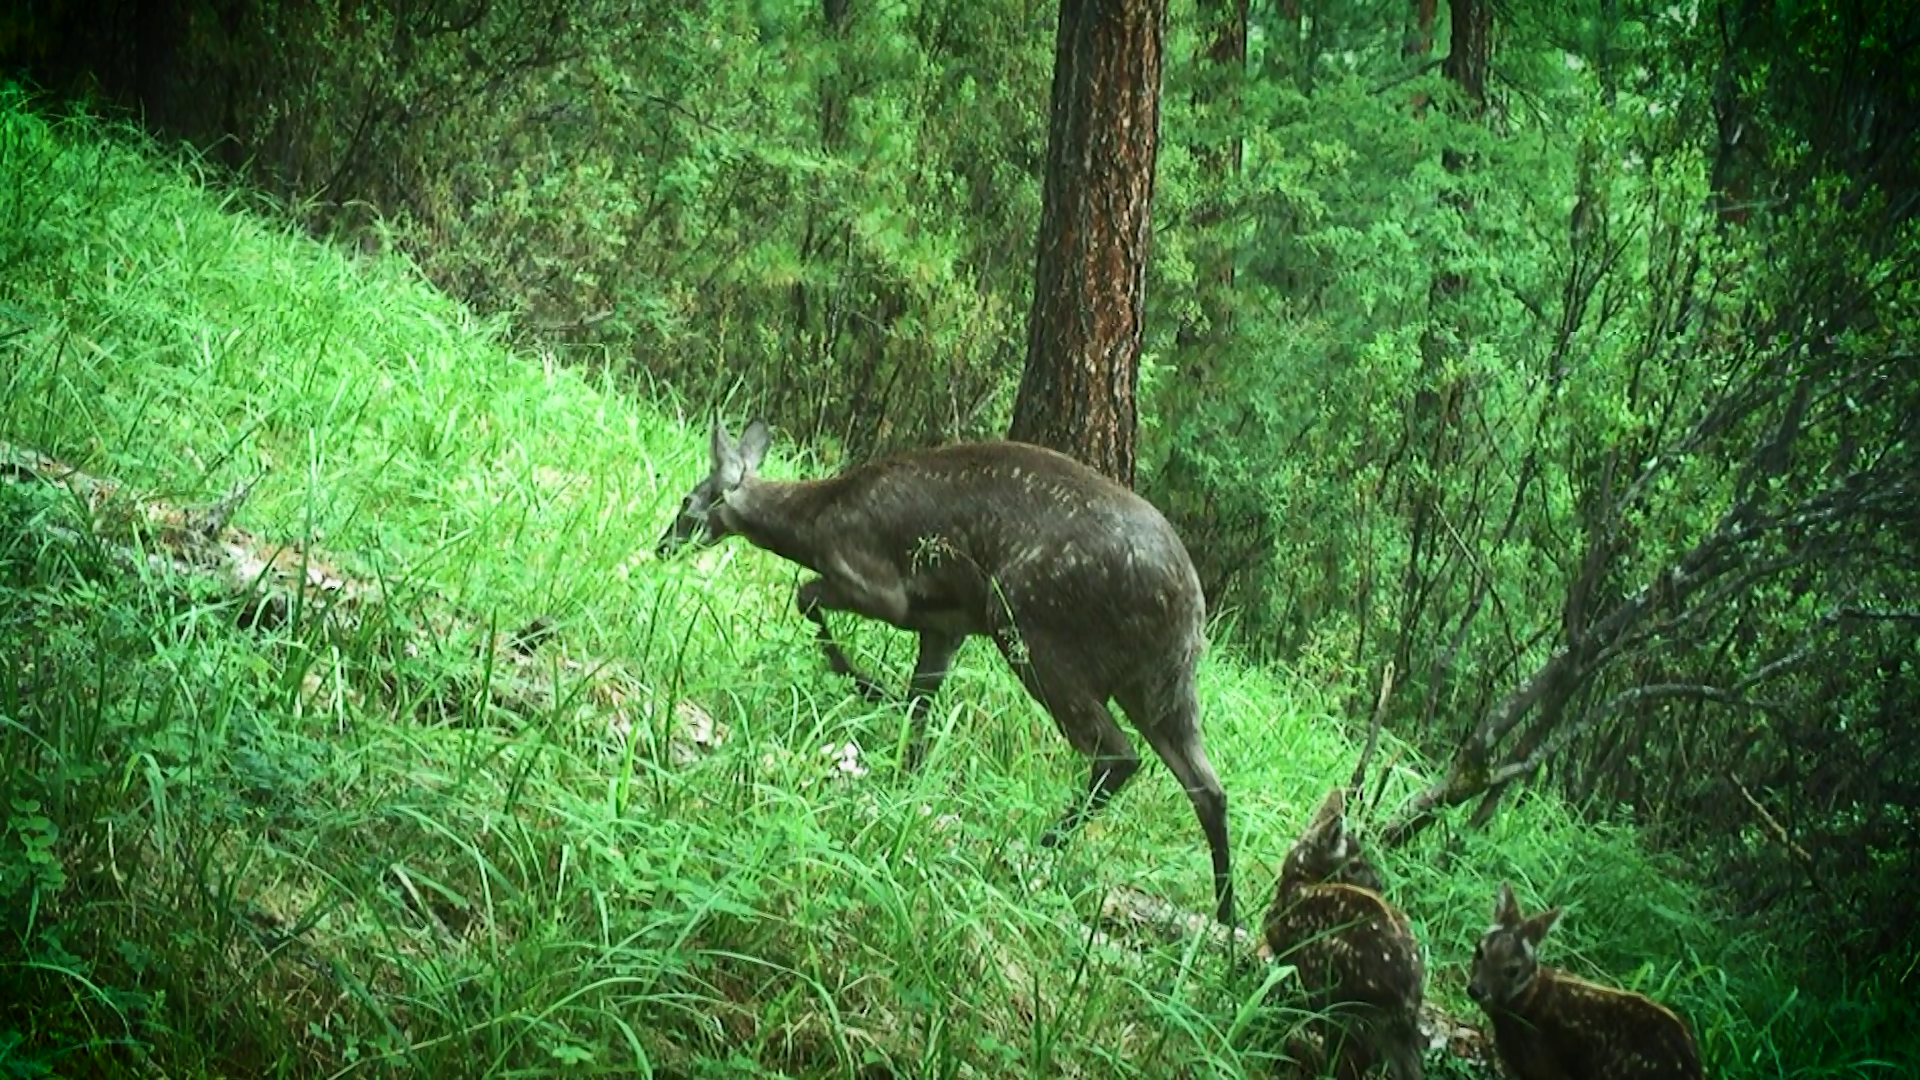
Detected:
[{"left": 658, "top": 419, "right": 1233, "bottom": 925}]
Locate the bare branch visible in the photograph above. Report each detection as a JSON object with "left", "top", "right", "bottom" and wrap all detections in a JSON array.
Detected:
[
  {"left": 1731, "top": 775, "right": 1814, "bottom": 864},
  {"left": 1349, "top": 661, "right": 1397, "bottom": 813}
]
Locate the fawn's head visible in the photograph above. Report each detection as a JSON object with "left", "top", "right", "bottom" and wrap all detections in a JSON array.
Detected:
[
  {"left": 656, "top": 418, "right": 772, "bottom": 557},
  {"left": 1468, "top": 880, "right": 1564, "bottom": 1008},
  {"left": 1280, "top": 787, "right": 1385, "bottom": 893}
]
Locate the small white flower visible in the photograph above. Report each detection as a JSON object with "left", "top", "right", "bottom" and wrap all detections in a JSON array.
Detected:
[
  {"left": 838, "top": 744, "right": 868, "bottom": 777},
  {"left": 822, "top": 740, "right": 867, "bottom": 777}
]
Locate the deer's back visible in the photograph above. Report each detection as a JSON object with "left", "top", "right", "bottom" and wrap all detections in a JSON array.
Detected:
[
  {"left": 836, "top": 441, "right": 1204, "bottom": 631},
  {"left": 1492, "top": 971, "right": 1704, "bottom": 1080}
]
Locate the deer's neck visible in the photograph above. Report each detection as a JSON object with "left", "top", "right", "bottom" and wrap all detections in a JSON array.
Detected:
[
  {"left": 725, "top": 475, "right": 852, "bottom": 574},
  {"left": 1497, "top": 965, "right": 1560, "bottom": 1022}
]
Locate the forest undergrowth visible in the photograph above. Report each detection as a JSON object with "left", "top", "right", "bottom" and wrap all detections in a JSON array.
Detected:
[{"left": 0, "top": 90, "right": 1904, "bottom": 1079}]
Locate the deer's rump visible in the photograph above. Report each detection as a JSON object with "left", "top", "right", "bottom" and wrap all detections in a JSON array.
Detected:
[{"left": 864, "top": 445, "right": 1208, "bottom": 694}]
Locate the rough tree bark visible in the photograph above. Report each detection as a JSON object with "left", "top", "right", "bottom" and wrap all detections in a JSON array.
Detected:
[
  {"left": 1404, "top": 0, "right": 1437, "bottom": 60},
  {"left": 1441, "top": 0, "right": 1491, "bottom": 109},
  {"left": 1009, "top": 0, "right": 1169, "bottom": 487}
]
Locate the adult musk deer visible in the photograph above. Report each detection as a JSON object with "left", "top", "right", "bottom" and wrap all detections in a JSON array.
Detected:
[
  {"left": 1468, "top": 881, "right": 1705, "bottom": 1080},
  {"left": 1260, "top": 787, "right": 1425, "bottom": 1080},
  {"left": 656, "top": 419, "right": 1233, "bottom": 926}
]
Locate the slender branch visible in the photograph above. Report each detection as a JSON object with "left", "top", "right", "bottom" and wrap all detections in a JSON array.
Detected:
[
  {"left": 1349, "top": 661, "right": 1396, "bottom": 813},
  {"left": 1731, "top": 775, "right": 1813, "bottom": 864}
]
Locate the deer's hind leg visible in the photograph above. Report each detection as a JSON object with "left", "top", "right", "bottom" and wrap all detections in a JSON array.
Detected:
[
  {"left": 993, "top": 632, "right": 1142, "bottom": 847},
  {"left": 1045, "top": 711, "right": 1142, "bottom": 848},
  {"left": 1042, "top": 701, "right": 1141, "bottom": 849},
  {"left": 1122, "top": 684, "right": 1234, "bottom": 927}
]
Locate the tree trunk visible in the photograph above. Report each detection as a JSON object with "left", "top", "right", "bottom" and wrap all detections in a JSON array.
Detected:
[
  {"left": 1709, "top": 0, "right": 1765, "bottom": 226},
  {"left": 1442, "top": 0, "right": 1492, "bottom": 112},
  {"left": 1404, "top": 0, "right": 1437, "bottom": 59},
  {"left": 1009, "top": 0, "right": 1169, "bottom": 487},
  {"left": 1181, "top": 0, "right": 1246, "bottom": 354},
  {"left": 134, "top": 0, "right": 185, "bottom": 132}
]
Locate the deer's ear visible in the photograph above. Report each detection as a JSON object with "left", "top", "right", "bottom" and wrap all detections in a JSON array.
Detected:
[
  {"left": 711, "top": 420, "right": 749, "bottom": 488},
  {"left": 1312, "top": 786, "right": 1346, "bottom": 828},
  {"left": 1493, "top": 881, "right": 1522, "bottom": 927},
  {"left": 1521, "top": 906, "right": 1562, "bottom": 948},
  {"left": 1326, "top": 821, "right": 1350, "bottom": 862},
  {"left": 738, "top": 418, "right": 772, "bottom": 474}
]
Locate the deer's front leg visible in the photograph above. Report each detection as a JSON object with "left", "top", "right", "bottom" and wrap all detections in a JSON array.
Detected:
[
  {"left": 796, "top": 577, "right": 890, "bottom": 701},
  {"left": 902, "top": 630, "right": 964, "bottom": 770}
]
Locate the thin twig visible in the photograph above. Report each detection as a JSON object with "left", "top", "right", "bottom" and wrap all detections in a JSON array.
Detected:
[
  {"left": 1730, "top": 774, "right": 1813, "bottom": 865},
  {"left": 1349, "top": 661, "right": 1396, "bottom": 814}
]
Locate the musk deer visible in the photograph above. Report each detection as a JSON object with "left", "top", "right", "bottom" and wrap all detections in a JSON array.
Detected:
[
  {"left": 1468, "top": 882, "right": 1705, "bottom": 1080},
  {"left": 656, "top": 419, "right": 1233, "bottom": 925},
  {"left": 1260, "top": 787, "right": 1425, "bottom": 1080}
]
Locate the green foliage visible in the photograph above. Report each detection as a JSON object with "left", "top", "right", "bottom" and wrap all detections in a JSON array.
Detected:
[
  {"left": 8, "top": 84, "right": 1882, "bottom": 1078},
  {"left": 1145, "top": 0, "right": 1918, "bottom": 1026},
  {"left": 8, "top": 0, "right": 1054, "bottom": 460}
]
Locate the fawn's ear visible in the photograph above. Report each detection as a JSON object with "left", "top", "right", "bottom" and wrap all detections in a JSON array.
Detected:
[
  {"left": 1520, "top": 906, "right": 1563, "bottom": 949},
  {"left": 1311, "top": 786, "right": 1346, "bottom": 828},
  {"left": 1493, "top": 880, "right": 1522, "bottom": 927},
  {"left": 1306, "top": 787, "right": 1349, "bottom": 858}
]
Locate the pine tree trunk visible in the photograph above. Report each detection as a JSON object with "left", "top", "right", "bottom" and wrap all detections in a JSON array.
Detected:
[{"left": 1009, "top": 0, "right": 1168, "bottom": 488}]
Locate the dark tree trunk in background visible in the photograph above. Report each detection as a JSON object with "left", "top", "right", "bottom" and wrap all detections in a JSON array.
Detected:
[
  {"left": 819, "top": 0, "right": 853, "bottom": 147},
  {"left": 1404, "top": 0, "right": 1437, "bottom": 59},
  {"left": 1442, "top": 0, "right": 1491, "bottom": 110},
  {"left": 1708, "top": 1, "right": 1773, "bottom": 227},
  {"left": 1401, "top": 0, "right": 1438, "bottom": 113},
  {"left": 1182, "top": 0, "right": 1246, "bottom": 353},
  {"left": 134, "top": 0, "right": 184, "bottom": 131},
  {"left": 1009, "top": 0, "right": 1169, "bottom": 487}
]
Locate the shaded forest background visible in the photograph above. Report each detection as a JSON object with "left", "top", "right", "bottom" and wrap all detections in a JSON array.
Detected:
[{"left": 6, "top": 0, "right": 1917, "bottom": 1011}]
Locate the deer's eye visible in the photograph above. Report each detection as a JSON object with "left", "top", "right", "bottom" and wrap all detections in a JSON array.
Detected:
[{"left": 1505, "top": 961, "right": 1523, "bottom": 979}]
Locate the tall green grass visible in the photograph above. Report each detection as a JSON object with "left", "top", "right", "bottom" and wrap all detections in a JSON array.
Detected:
[{"left": 0, "top": 87, "right": 1906, "bottom": 1077}]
